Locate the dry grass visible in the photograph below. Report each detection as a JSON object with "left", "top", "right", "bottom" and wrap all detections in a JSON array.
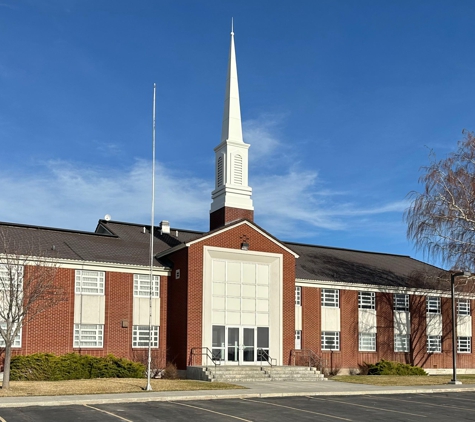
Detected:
[
  {"left": 332, "top": 375, "right": 475, "bottom": 386},
  {"left": 0, "top": 378, "right": 245, "bottom": 397}
]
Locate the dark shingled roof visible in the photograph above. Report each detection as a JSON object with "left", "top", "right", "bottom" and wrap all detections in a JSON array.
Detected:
[
  {"left": 0, "top": 219, "right": 445, "bottom": 287},
  {"left": 288, "top": 242, "right": 445, "bottom": 288}
]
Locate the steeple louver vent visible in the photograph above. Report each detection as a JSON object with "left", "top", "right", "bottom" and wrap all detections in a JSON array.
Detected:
[
  {"left": 233, "top": 154, "right": 242, "bottom": 185},
  {"left": 217, "top": 155, "right": 224, "bottom": 187}
]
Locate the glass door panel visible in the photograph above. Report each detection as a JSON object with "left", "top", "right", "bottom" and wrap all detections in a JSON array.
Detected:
[
  {"left": 227, "top": 327, "right": 239, "bottom": 362},
  {"left": 243, "top": 328, "right": 255, "bottom": 362},
  {"left": 212, "top": 325, "right": 225, "bottom": 361}
]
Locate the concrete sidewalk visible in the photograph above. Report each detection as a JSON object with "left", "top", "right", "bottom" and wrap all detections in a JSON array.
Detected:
[{"left": 2, "top": 380, "right": 475, "bottom": 408}]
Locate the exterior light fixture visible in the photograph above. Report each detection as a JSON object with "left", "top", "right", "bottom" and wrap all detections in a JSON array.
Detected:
[{"left": 241, "top": 242, "right": 249, "bottom": 251}]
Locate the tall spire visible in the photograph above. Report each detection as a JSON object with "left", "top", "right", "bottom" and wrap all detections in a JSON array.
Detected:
[
  {"left": 210, "top": 23, "right": 254, "bottom": 230},
  {"left": 221, "top": 20, "right": 243, "bottom": 144}
]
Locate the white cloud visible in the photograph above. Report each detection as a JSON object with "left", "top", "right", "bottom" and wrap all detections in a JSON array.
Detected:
[{"left": 0, "top": 115, "right": 407, "bottom": 245}]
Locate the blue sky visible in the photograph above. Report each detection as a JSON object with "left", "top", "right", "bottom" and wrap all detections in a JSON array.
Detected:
[{"left": 1, "top": 0, "right": 474, "bottom": 266}]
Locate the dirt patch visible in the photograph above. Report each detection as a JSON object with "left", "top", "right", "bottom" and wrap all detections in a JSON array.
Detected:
[{"left": 332, "top": 375, "right": 475, "bottom": 386}]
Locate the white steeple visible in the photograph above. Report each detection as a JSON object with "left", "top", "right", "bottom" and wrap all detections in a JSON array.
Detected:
[{"left": 210, "top": 23, "right": 254, "bottom": 216}]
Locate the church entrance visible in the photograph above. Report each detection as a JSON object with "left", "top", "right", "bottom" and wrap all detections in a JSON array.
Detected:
[{"left": 212, "top": 325, "right": 269, "bottom": 365}]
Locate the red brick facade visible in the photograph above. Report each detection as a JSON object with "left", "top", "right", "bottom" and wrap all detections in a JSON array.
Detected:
[{"left": 209, "top": 207, "right": 254, "bottom": 231}]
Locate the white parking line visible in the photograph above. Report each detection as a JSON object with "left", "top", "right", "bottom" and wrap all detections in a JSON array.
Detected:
[
  {"left": 364, "top": 395, "right": 475, "bottom": 412},
  {"left": 241, "top": 398, "right": 352, "bottom": 421},
  {"left": 83, "top": 404, "right": 134, "bottom": 422},
  {"left": 0, "top": 416, "right": 6, "bottom": 422},
  {"left": 172, "top": 402, "right": 253, "bottom": 422},
  {"left": 307, "top": 396, "right": 428, "bottom": 418}
]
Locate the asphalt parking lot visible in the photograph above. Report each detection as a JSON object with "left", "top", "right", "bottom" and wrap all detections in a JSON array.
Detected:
[{"left": 2, "top": 392, "right": 475, "bottom": 421}]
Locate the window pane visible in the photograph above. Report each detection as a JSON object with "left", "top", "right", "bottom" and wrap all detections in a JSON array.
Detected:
[
  {"left": 359, "top": 333, "right": 376, "bottom": 351},
  {"left": 359, "top": 292, "right": 375, "bottom": 309},
  {"left": 321, "top": 331, "right": 340, "bottom": 350},
  {"left": 132, "top": 325, "right": 159, "bottom": 348},
  {"left": 74, "top": 324, "right": 104, "bottom": 347},
  {"left": 134, "top": 274, "right": 160, "bottom": 297},
  {"left": 321, "top": 289, "right": 339, "bottom": 307},
  {"left": 427, "top": 297, "right": 441, "bottom": 314},
  {"left": 75, "top": 270, "right": 105, "bottom": 295},
  {"left": 393, "top": 294, "right": 409, "bottom": 311}
]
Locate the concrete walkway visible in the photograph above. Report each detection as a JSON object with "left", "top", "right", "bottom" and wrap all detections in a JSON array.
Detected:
[{"left": 1, "top": 380, "right": 475, "bottom": 408}]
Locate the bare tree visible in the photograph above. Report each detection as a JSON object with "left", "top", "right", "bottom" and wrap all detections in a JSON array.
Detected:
[
  {"left": 0, "top": 231, "right": 63, "bottom": 389},
  {"left": 405, "top": 131, "right": 475, "bottom": 271}
]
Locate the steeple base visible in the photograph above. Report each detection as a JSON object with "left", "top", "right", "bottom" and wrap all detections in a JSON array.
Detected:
[{"left": 210, "top": 207, "right": 254, "bottom": 231}]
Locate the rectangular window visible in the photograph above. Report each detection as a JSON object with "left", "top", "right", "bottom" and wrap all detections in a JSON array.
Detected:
[
  {"left": 75, "top": 270, "right": 105, "bottom": 295},
  {"left": 0, "top": 322, "right": 21, "bottom": 348},
  {"left": 321, "top": 289, "right": 339, "bottom": 308},
  {"left": 358, "top": 291, "right": 375, "bottom": 310},
  {"left": 132, "top": 325, "right": 159, "bottom": 348},
  {"left": 394, "top": 334, "right": 410, "bottom": 352},
  {"left": 321, "top": 331, "right": 340, "bottom": 350},
  {"left": 458, "top": 336, "right": 471, "bottom": 353},
  {"left": 458, "top": 299, "right": 470, "bottom": 316},
  {"left": 393, "top": 294, "right": 409, "bottom": 311},
  {"left": 295, "top": 330, "right": 302, "bottom": 350},
  {"left": 133, "top": 274, "right": 160, "bottom": 297},
  {"left": 74, "top": 324, "right": 103, "bottom": 348},
  {"left": 427, "top": 296, "right": 441, "bottom": 314},
  {"left": 358, "top": 333, "right": 376, "bottom": 351},
  {"left": 427, "top": 335, "right": 441, "bottom": 353},
  {"left": 295, "top": 286, "right": 302, "bottom": 306},
  {"left": 0, "top": 263, "right": 23, "bottom": 290}
]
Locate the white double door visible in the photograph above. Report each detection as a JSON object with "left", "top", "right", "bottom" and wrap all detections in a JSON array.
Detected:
[{"left": 226, "top": 326, "right": 256, "bottom": 364}]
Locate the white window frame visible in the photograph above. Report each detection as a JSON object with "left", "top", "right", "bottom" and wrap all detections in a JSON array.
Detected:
[
  {"left": 358, "top": 332, "right": 376, "bottom": 351},
  {"left": 393, "top": 294, "right": 409, "bottom": 311},
  {"left": 427, "top": 296, "right": 441, "bottom": 314},
  {"left": 74, "top": 324, "right": 104, "bottom": 348},
  {"left": 321, "top": 331, "right": 340, "bottom": 350},
  {"left": 458, "top": 299, "right": 470, "bottom": 316},
  {"left": 295, "top": 330, "right": 302, "bottom": 349},
  {"left": 132, "top": 325, "right": 159, "bottom": 348},
  {"left": 458, "top": 336, "right": 471, "bottom": 353},
  {"left": 321, "top": 289, "right": 339, "bottom": 308},
  {"left": 133, "top": 274, "right": 160, "bottom": 297},
  {"left": 295, "top": 286, "right": 302, "bottom": 306},
  {"left": 358, "top": 291, "right": 375, "bottom": 310},
  {"left": 427, "top": 335, "right": 441, "bottom": 353},
  {"left": 0, "top": 322, "right": 21, "bottom": 348},
  {"left": 394, "top": 334, "right": 410, "bottom": 352},
  {"left": 75, "top": 270, "right": 105, "bottom": 295}
]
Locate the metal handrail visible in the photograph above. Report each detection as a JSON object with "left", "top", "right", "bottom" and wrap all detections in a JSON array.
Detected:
[
  {"left": 290, "top": 349, "right": 324, "bottom": 371},
  {"left": 190, "top": 347, "right": 221, "bottom": 379},
  {"left": 257, "top": 348, "right": 276, "bottom": 377}
]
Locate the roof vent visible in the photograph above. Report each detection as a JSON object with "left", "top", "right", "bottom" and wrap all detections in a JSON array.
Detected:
[
  {"left": 160, "top": 221, "right": 170, "bottom": 235},
  {"left": 142, "top": 227, "right": 146, "bottom": 234}
]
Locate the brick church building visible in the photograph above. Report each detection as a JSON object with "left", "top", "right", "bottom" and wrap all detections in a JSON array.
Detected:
[{"left": 1, "top": 29, "right": 474, "bottom": 375}]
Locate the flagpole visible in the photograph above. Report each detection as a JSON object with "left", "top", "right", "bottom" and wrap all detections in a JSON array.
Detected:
[{"left": 146, "top": 83, "right": 156, "bottom": 391}]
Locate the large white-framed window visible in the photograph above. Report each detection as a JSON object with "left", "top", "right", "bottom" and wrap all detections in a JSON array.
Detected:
[
  {"left": 295, "top": 286, "right": 302, "bottom": 306},
  {"left": 0, "top": 263, "right": 23, "bottom": 290},
  {"left": 0, "top": 322, "right": 21, "bottom": 348},
  {"left": 75, "top": 270, "right": 105, "bottom": 295},
  {"left": 358, "top": 291, "right": 375, "bottom": 310},
  {"left": 458, "top": 336, "right": 471, "bottom": 353},
  {"left": 427, "top": 335, "right": 441, "bottom": 353},
  {"left": 394, "top": 334, "right": 410, "bottom": 352},
  {"left": 133, "top": 274, "right": 160, "bottom": 297},
  {"left": 74, "top": 324, "right": 103, "bottom": 348},
  {"left": 321, "top": 289, "right": 339, "bottom": 308},
  {"left": 393, "top": 294, "right": 409, "bottom": 311},
  {"left": 427, "top": 296, "right": 441, "bottom": 314},
  {"left": 458, "top": 299, "right": 470, "bottom": 316},
  {"left": 321, "top": 331, "right": 340, "bottom": 350},
  {"left": 132, "top": 325, "right": 159, "bottom": 348},
  {"left": 358, "top": 333, "right": 376, "bottom": 351}
]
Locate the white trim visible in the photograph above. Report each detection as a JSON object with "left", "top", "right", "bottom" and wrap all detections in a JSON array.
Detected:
[
  {"left": 0, "top": 254, "right": 170, "bottom": 276},
  {"left": 296, "top": 278, "right": 471, "bottom": 298},
  {"left": 186, "top": 221, "right": 299, "bottom": 258}
]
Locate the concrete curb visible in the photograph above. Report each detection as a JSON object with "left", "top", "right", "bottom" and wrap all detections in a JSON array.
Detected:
[{"left": 2, "top": 386, "right": 475, "bottom": 408}]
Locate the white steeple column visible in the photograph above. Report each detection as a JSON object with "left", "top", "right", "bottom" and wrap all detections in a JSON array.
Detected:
[{"left": 210, "top": 25, "right": 254, "bottom": 215}]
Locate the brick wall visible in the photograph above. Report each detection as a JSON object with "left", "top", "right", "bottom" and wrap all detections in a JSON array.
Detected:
[
  {"left": 209, "top": 207, "right": 254, "bottom": 231},
  {"left": 14, "top": 267, "right": 167, "bottom": 368}
]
